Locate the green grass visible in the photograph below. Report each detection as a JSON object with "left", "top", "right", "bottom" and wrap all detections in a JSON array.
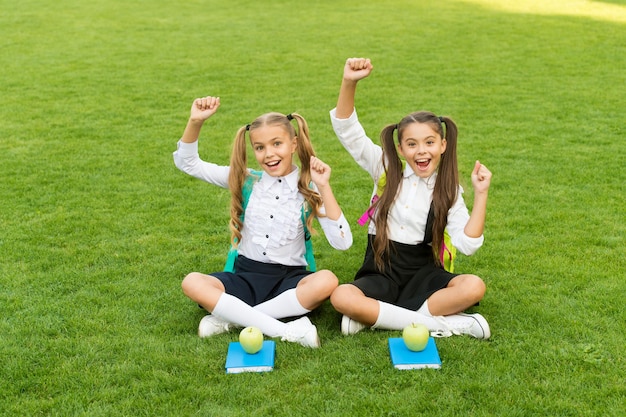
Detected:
[{"left": 1, "top": 0, "right": 624, "bottom": 416}]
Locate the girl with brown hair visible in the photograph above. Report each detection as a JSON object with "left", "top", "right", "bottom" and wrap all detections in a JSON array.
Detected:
[{"left": 330, "top": 59, "right": 492, "bottom": 339}]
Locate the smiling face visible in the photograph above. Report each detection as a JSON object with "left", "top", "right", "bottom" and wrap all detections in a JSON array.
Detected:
[
  {"left": 397, "top": 122, "right": 447, "bottom": 178},
  {"left": 249, "top": 124, "right": 297, "bottom": 177}
]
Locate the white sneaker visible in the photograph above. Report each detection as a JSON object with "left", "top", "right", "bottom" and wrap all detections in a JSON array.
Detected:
[
  {"left": 432, "top": 313, "right": 490, "bottom": 339},
  {"left": 198, "top": 315, "right": 231, "bottom": 338},
  {"left": 282, "top": 316, "right": 320, "bottom": 348},
  {"left": 341, "top": 315, "right": 368, "bottom": 335}
]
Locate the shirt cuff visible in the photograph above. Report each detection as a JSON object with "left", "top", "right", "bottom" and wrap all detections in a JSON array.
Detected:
[
  {"left": 329, "top": 107, "right": 358, "bottom": 130},
  {"left": 318, "top": 212, "right": 352, "bottom": 248},
  {"left": 175, "top": 139, "right": 199, "bottom": 157},
  {"left": 329, "top": 108, "right": 369, "bottom": 148},
  {"left": 457, "top": 234, "right": 485, "bottom": 256}
]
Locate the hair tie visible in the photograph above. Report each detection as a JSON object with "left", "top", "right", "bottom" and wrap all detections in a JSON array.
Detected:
[
  {"left": 394, "top": 123, "right": 399, "bottom": 130},
  {"left": 438, "top": 116, "right": 445, "bottom": 124},
  {"left": 245, "top": 124, "right": 251, "bottom": 131},
  {"left": 286, "top": 114, "right": 294, "bottom": 121}
]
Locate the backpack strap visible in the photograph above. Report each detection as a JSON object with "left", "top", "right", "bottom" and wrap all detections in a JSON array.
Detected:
[
  {"left": 224, "top": 171, "right": 316, "bottom": 272},
  {"left": 441, "top": 229, "right": 456, "bottom": 273},
  {"left": 224, "top": 171, "right": 260, "bottom": 272},
  {"left": 302, "top": 205, "right": 316, "bottom": 272},
  {"left": 357, "top": 166, "right": 392, "bottom": 226},
  {"left": 423, "top": 203, "right": 456, "bottom": 273}
]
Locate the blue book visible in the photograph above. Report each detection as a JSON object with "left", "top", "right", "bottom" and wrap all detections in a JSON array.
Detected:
[
  {"left": 225, "top": 341, "right": 276, "bottom": 374},
  {"left": 388, "top": 337, "right": 442, "bottom": 370}
]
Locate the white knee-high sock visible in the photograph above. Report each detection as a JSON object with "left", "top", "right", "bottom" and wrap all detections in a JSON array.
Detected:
[
  {"left": 254, "top": 289, "right": 311, "bottom": 319},
  {"left": 212, "top": 293, "right": 287, "bottom": 338},
  {"left": 417, "top": 300, "right": 432, "bottom": 317},
  {"left": 373, "top": 301, "right": 444, "bottom": 331}
]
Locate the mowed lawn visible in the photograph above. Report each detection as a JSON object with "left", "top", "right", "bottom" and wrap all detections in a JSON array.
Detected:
[{"left": 0, "top": 0, "right": 624, "bottom": 416}]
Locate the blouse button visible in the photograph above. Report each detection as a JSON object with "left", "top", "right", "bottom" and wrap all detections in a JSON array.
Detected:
[
  {"left": 275, "top": 196, "right": 279, "bottom": 200},
  {"left": 270, "top": 215, "right": 273, "bottom": 219},
  {"left": 265, "top": 234, "right": 269, "bottom": 238}
]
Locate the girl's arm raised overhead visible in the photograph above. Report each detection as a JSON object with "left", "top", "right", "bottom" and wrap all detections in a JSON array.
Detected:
[
  {"left": 330, "top": 58, "right": 383, "bottom": 180},
  {"left": 464, "top": 161, "right": 492, "bottom": 238},
  {"left": 335, "top": 58, "right": 373, "bottom": 119},
  {"left": 181, "top": 96, "right": 221, "bottom": 143},
  {"left": 173, "top": 95, "right": 229, "bottom": 188}
]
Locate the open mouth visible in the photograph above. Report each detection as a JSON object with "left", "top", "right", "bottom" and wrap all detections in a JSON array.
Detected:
[
  {"left": 266, "top": 160, "right": 281, "bottom": 169},
  {"left": 416, "top": 159, "right": 431, "bottom": 170}
]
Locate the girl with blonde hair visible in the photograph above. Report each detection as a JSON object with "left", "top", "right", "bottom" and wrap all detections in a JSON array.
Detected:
[{"left": 174, "top": 96, "right": 352, "bottom": 347}]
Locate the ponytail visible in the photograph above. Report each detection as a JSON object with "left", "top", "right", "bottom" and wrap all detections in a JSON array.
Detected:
[
  {"left": 290, "top": 113, "right": 323, "bottom": 232},
  {"left": 431, "top": 115, "right": 458, "bottom": 267},
  {"left": 372, "top": 123, "right": 403, "bottom": 271},
  {"left": 228, "top": 125, "right": 251, "bottom": 247}
]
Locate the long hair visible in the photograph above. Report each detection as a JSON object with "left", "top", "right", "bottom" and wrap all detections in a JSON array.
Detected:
[
  {"left": 372, "top": 111, "right": 459, "bottom": 270},
  {"left": 228, "top": 112, "right": 323, "bottom": 247}
]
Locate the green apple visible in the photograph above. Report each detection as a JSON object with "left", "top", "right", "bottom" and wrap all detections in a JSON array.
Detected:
[
  {"left": 402, "top": 323, "right": 429, "bottom": 352},
  {"left": 239, "top": 326, "right": 264, "bottom": 354}
]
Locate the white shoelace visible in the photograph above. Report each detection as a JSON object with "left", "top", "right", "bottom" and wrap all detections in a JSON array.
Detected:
[{"left": 429, "top": 315, "right": 468, "bottom": 338}]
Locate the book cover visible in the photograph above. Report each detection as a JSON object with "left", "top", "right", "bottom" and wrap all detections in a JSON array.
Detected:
[
  {"left": 388, "top": 337, "right": 442, "bottom": 370},
  {"left": 225, "top": 340, "right": 276, "bottom": 374}
]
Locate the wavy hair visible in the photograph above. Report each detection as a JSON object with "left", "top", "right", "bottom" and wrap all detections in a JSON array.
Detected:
[{"left": 228, "top": 112, "right": 323, "bottom": 247}]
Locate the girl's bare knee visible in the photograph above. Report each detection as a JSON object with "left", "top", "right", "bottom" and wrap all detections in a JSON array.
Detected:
[
  {"left": 466, "top": 275, "right": 486, "bottom": 301},
  {"left": 301, "top": 270, "right": 339, "bottom": 297},
  {"left": 330, "top": 284, "right": 356, "bottom": 312},
  {"left": 181, "top": 272, "right": 204, "bottom": 297},
  {"left": 319, "top": 269, "right": 339, "bottom": 293}
]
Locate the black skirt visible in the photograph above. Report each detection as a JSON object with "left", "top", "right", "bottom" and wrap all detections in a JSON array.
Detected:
[
  {"left": 211, "top": 255, "right": 311, "bottom": 306},
  {"left": 351, "top": 235, "right": 457, "bottom": 310}
]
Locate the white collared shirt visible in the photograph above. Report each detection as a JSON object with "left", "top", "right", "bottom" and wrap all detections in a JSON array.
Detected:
[
  {"left": 330, "top": 108, "right": 483, "bottom": 256},
  {"left": 174, "top": 140, "right": 352, "bottom": 266}
]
